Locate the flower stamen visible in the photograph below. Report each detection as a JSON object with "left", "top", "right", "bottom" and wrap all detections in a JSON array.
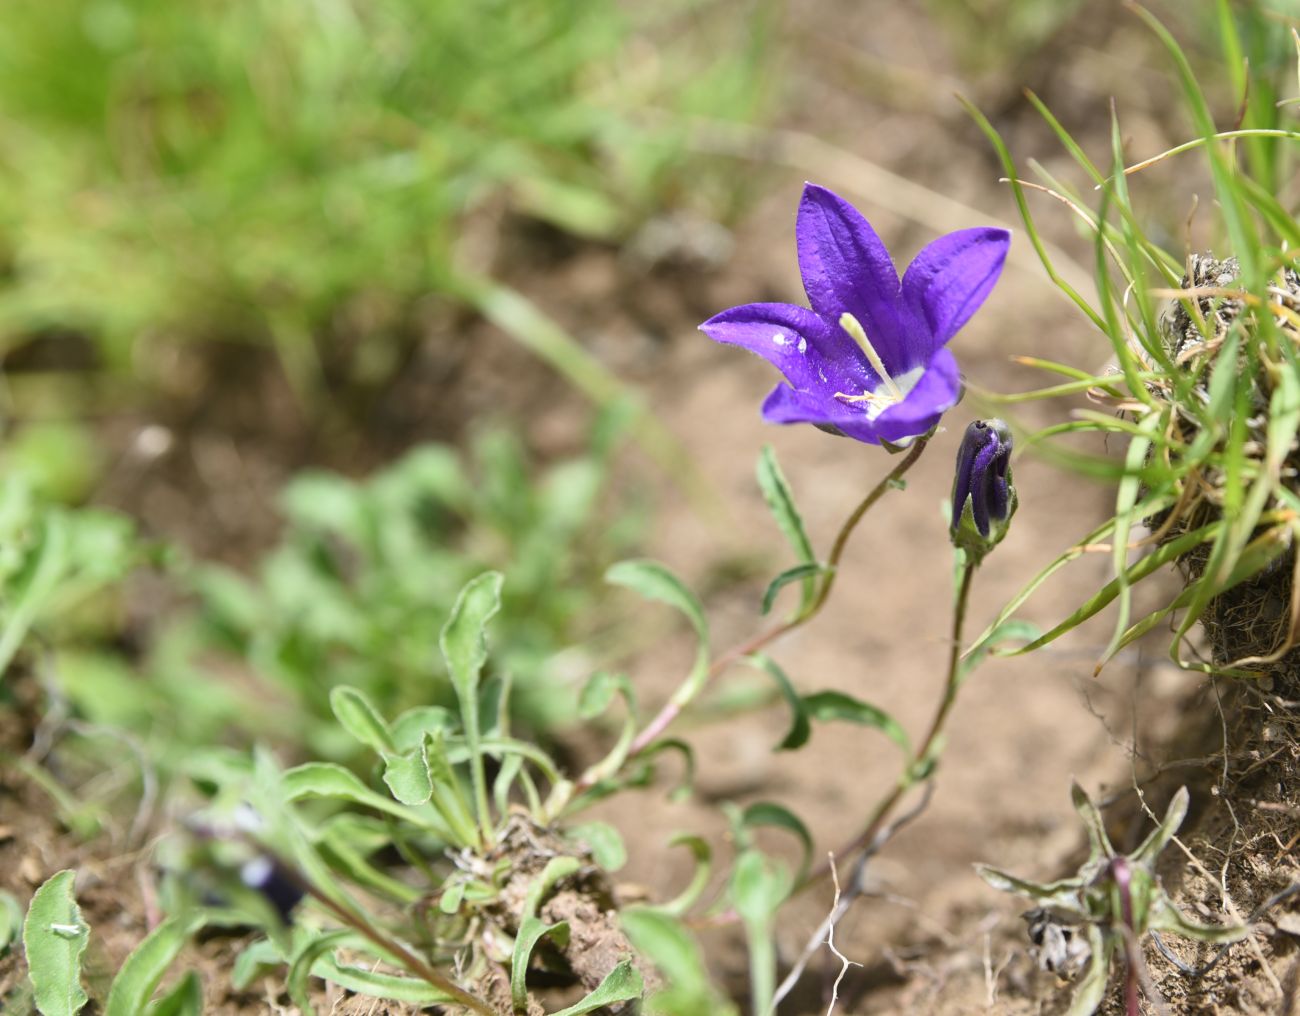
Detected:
[{"left": 839, "top": 312, "right": 903, "bottom": 401}]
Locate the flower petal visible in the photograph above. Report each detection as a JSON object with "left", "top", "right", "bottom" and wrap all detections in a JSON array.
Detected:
[
  {"left": 760, "top": 349, "right": 962, "bottom": 446},
  {"left": 901, "top": 227, "right": 1010, "bottom": 355},
  {"left": 699, "top": 301, "right": 862, "bottom": 393},
  {"left": 870, "top": 348, "right": 963, "bottom": 444},
  {"left": 761, "top": 384, "right": 890, "bottom": 445},
  {"left": 796, "top": 184, "right": 909, "bottom": 370}
]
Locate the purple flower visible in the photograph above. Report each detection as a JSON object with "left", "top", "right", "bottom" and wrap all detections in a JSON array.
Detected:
[{"left": 700, "top": 184, "right": 1010, "bottom": 445}]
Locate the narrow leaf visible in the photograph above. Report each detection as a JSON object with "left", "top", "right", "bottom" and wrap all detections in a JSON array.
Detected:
[
  {"left": 606, "top": 560, "right": 709, "bottom": 706},
  {"left": 288, "top": 929, "right": 352, "bottom": 1015},
  {"left": 756, "top": 446, "right": 818, "bottom": 615},
  {"left": 146, "top": 971, "right": 202, "bottom": 1016},
  {"left": 439, "top": 571, "right": 504, "bottom": 842},
  {"left": 802, "top": 690, "right": 910, "bottom": 755},
  {"left": 105, "top": 914, "right": 203, "bottom": 1016},
  {"left": 742, "top": 654, "right": 810, "bottom": 751},
  {"left": 510, "top": 915, "right": 571, "bottom": 1013},
  {"left": 329, "top": 686, "right": 395, "bottom": 755},
  {"left": 1066, "top": 926, "right": 1112, "bottom": 1016},
  {"left": 312, "top": 952, "right": 456, "bottom": 1003},
  {"left": 1131, "top": 786, "right": 1189, "bottom": 866},
  {"left": 548, "top": 960, "right": 643, "bottom": 1016},
  {"left": 281, "top": 762, "right": 450, "bottom": 837},
  {"left": 658, "top": 835, "right": 712, "bottom": 917},
  {"left": 739, "top": 803, "right": 813, "bottom": 884},
  {"left": 760, "top": 563, "right": 830, "bottom": 616}
]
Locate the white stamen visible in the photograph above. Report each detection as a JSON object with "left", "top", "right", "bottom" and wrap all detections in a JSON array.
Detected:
[
  {"left": 833, "top": 364, "right": 926, "bottom": 421},
  {"left": 797, "top": 336, "right": 807, "bottom": 354},
  {"left": 772, "top": 332, "right": 787, "bottom": 346},
  {"left": 839, "top": 312, "right": 903, "bottom": 401}
]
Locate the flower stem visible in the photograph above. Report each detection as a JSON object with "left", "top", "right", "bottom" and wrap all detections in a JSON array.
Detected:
[
  {"left": 572, "top": 437, "right": 930, "bottom": 796},
  {"left": 259, "top": 844, "right": 495, "bottom": 1015},
  {"left": 805, "top": 553, "right": 976, "bottom": 886}
]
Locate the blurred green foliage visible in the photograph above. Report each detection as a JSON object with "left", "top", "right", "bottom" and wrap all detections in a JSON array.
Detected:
[
  {"left": 0, "top": 0, "right": 779, "bottom": 394},
  {"left": 0, "top": 479, "right": 141, "bottom": 680},
  {"left": 189, "top": 423, "right": 640, "bottom": 751},
  {"left": 42, "top": 420, "right": 642, "bottom": 766}
]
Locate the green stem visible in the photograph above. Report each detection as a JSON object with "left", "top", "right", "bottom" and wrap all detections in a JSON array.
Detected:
[
  {"left": 806, "top": 554, "right": 976, "bottom": 886},
  {"left": 571, "top": 438, "right": 930, "bottom": 797}
]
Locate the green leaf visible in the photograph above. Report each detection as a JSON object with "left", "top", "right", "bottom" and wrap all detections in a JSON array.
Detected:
[
  {"left": 424, "top": 730, "right": 481, "bottom": 847},
  {"left": 389, "top": 706, "right": 453, "bottom": 752},
  {"left": 622, "top": 908, "right": 734, "bottom": 1016},
  {"left": 756, "top": 446, "right": 815, "bottom": 562},
  {"left": 1066, "top": 926, "right": 1112, "bottom": 1016},
  {"left": 1131, "top": 786, "right": 1188, "bottom": 866},
  {"left": 440, "top": 571, "right": 504, "bottom": 842},
  {"left": 329, "top": 686, "right": 396, "bottom": 755},
  {"left": 578, "top": 670, "right": 636, "bottom": 720},
  {"left": 658, "top": 835, "right": 712, "bottom": 917},
  {"left": 145, "top": 971, "right": 202, "bottom": 1016},
  {"left": 511, "top": 914, "right": 571, "bottom": 1013},
  {"left": 105, "top": 914, "right": 204, "bottom": 1016},
  {"left": 1147, "top": 896, "right": 1250, "bottom": 944},
  {"left": 23, "top": 870, "right": 89, "bottom": 1016},
  {"left": 439, "top": 881, "right": 466, "bottom": 916},
  {"left": 564, "top": 822, "right": 627, "bottom": 872},
  {"left": 802, "top": 690, "right": 910, "bottom": 755},
  {"left": 737, "top": 654, "right": 809, "bottom": 750},
  {"left": 281, "top": 762, "right": 450, "bottom": 836},
  {"left": 1070, "top": 781, "right": 1115, "bottom": 861},
  {"left": 231, "top": 938, "right": 283, "bottom": 992},
  {"left": 0, "top": 513, "right": 71, "bottom": 678},
  {"left": 382, "top": 742, "right": 433, "bottom": 807},
  {"left": 958, "top": 618, "right": 1042, "bottom": 684},
  {"left": 738, "top": 803, "right": 813, "bottom": 884},
  {"left": 574, "top": 672, "right": 638, "bottom": 788},
  {"left": 760, "top": 563, "right": 830, "bottom": 616},
  {"left": 493, "top": 753, "right": 526, "bottom": 816},
  {"left": 312, "top": 953, "right": 456, "bottom": 1004},
  {"left": 318, "top": 817, "right": 421, "bottom": 904},
  {"left": 640, "top": 738, "right": 696, "bottom": 802},
  {"left": 756, "top": 446, "right": 817, "bottom": 614},
  {"left": 0, "top": 890, "right": 22, "bottom": 953},
  {"left": 606, "top": 560, "right": 709, "bottom": 706},
  {"left": 288, "top": 929, "right": 352, "bottom": 1015},
  {"left": 974, "top": 864, "right": 1089, "bottom": 915},
  {"left": 524, "top": 857, "right": 581, "bottom": 918},
  {"left": 548, "top": 959, "right": 643, "bottom": 1016}
]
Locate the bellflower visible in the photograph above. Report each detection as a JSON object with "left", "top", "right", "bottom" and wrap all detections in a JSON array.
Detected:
[
  {"left": 950, "top": 418, "right": 1016, "bottom": 562},
  {"left": 700, "top": 184, "right": 1010, "bottom": 445}
]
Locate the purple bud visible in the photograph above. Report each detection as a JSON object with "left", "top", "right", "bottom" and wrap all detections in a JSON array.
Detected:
[
  {"left": 951, "top": 419, "right": 1014, "bottom": 538},
  {"left": 240, "top": 856, "right": 304, "bottom": 923}
]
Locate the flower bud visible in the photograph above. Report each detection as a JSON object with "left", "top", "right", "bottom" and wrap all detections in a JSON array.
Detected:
[
  {"left": 950, "top": 419, "right": 1016, "bottom": 562},
  {"left": 240, "top": 855, "right": 304, "bottom": 923}
]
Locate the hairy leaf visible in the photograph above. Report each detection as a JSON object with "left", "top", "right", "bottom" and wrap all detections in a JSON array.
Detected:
[
  {"left": 105, "top": 914, "right": 204, "bottom": 1016},
  {"left": 329, "top": 686, "right": 396, "bottom": 755},
  {"left": 23, "top": 870, "right": 89, "bottom": 1016}
]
